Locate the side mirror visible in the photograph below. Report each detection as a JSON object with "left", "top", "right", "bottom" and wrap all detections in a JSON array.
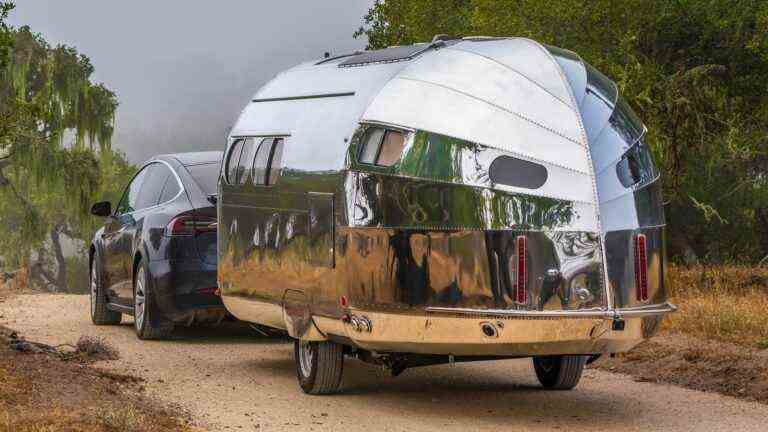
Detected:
[{"left": 90, "top": 201, "right": 112, "bottom": 217}]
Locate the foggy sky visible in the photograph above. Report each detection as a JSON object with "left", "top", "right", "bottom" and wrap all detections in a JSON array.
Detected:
[{"left": 8, "top": 1, "right": 374, "bottom": 163}]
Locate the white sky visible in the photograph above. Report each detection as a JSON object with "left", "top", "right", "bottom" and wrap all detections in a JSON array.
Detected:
[{"left": 8, "top": 1, "right": 374, "bottom": 163}]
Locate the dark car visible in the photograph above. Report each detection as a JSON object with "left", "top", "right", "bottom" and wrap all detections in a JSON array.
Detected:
[{"left": 88, "top": 151, "right": 223, "bottom": 339}]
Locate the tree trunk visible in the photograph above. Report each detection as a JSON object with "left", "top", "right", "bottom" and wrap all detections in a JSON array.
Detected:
[
  {"left": 756, "top": 207, "right": 768, "bottom": 263},
  {"left": 28, "top": 225, "right": 69, "bottom": 293},
  {"left": 49, "top": 223, "right": 67, "bottom": 291}
]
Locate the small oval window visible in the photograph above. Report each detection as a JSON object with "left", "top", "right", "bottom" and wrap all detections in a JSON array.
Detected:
[{"left": 489, "top": 156, "right": 548, "bottom": 189}]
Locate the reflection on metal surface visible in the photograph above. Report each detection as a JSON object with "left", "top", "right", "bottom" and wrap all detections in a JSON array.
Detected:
[
  {"left": 335, "top": 227, "right": 604, "bottom": 312},
  {"left": 346, "top": 171, "right": 577, "bottom": 230},
  {"left": 218, "top": 37, "right": 672, "bottom": 359},
  {"left": 424, "top": 302, "right": 676, "bottom": 319},
  {"left": 605, "top": 227, "right": 666, "bottom": 308},
  {"left": 348, "top": 125, "right": 596, "bottom": 207},
  {"left": 340, "top": 309, "right": 670, "bottom": 356}
]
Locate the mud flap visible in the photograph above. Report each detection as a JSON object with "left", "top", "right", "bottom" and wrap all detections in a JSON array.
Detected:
[{"left": 282, "top": 289, "right": 326, "bottom": 341}]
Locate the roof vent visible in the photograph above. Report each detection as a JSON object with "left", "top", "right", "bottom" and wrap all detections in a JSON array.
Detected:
[{"left": 338, "top": 44, "right": 432, "bottom": 67}]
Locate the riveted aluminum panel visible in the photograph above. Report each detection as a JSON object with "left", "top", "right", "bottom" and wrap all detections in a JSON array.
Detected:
[
  {"left": 450, "top": 38, "right": 577, "bottom": 108},
  {"left": 362, "top": 78, "right": 593, "bottom": 176},
  {"left": 545, "top": 45, "right": 588, "bottom": 109},
  {"left": 251, "top": 60, "right": 407, "bottom": 102},
  {"left": 399, "top": 47, "right": 584, "bottom": 143}
]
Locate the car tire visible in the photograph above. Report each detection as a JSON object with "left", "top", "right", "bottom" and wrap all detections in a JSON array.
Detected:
[
  {"left": 294, "top": 339, "right": 344, "bottom": 395},
  {"left": 90, "top": 257, "right": 121, "bottom": 325},
  {"left": 133, "top": 260, "right": 174, "bottom": 340},
  {"left": 533, "top": 355, "right": 587, "bottom": 390}
]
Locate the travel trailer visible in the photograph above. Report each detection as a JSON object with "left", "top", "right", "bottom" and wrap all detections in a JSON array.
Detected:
[{"left": 217, "top": 36, "right": 674, "bottom": 394}]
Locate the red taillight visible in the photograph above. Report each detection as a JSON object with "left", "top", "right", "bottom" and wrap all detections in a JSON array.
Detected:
[
  {"left": 197, "top": 286, "right": 219, "bottom": 296},
  {"left": 165, "top": 216, "right": 217, "bottom": 237},
  {"left": 515, "top": 235, "right": 527, "bottom": 304},
  {"left": 634, "top": 234, "right": 648, "bottom": 301}
]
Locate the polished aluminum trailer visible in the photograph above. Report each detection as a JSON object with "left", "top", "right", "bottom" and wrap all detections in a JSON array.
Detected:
[{"left": 217, "top": 36, "right": 674, "bottom": 394}]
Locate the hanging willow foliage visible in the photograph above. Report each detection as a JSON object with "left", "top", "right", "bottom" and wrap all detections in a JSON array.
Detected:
[{"left": 0, "top": 19, "right": 122, "bottom": 274}]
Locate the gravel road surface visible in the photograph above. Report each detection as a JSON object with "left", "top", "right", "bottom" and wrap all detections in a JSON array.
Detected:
[{"left": 2, "top": 294, "right": 767, "bottom": 431}]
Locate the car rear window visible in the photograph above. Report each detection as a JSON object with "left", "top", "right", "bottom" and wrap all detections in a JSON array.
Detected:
[{"left": 186, "top": 163, "right": 220, "bottom": 195}]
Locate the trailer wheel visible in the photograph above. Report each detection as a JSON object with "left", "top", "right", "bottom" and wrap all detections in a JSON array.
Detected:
[
  {"left": 294, "top": 339, "right": 344, "bottom": 395},
  {"left": 533, "top": 355, "right": 587, "bottom": 390}
]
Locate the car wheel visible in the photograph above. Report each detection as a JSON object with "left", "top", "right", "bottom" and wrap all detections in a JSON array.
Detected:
[
  {"left": 133, "top": 261, "right": 174, "bottom": 340},
  {"left": 533, "top": 355, "right": 587, "bottom": 390},
  {"left": 294, "top": 339, "right": 344, "bottom": 395},
  {"left": 90, "top": 258, "right": 121, "bottom": 325}
]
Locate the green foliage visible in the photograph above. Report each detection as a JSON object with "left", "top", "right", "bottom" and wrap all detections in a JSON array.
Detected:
[
  {"left": 0, "top": 5, "right": 135, "bottom": 290},
  {"left": 356, "top": 0, "right": 768, "bottom": 263},
  {"left": 0, "top": 2, "right": 12, "bottom": 68}
]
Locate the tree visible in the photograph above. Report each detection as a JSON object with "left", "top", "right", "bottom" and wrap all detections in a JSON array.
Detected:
[
  {"left": 0, "top": 4, "right": 134, "bottom": 291},
  {"left": 0, "top": 2, "right": 12, "bottom": 67},
  {"left": 355, "top": 0, "right": 768, "bottom": 263}
]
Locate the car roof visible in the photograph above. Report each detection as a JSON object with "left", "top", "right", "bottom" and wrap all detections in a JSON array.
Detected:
[{"left": 154, "top": 151, "right": 222, "bottom": 166}]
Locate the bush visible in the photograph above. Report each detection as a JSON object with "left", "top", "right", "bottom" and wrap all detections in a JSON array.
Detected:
[{"left": 75, "top": 335, "right": 119, "bottom": 361}]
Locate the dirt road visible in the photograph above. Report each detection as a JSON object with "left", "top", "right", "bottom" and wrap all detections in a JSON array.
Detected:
[{"left": 2, "top": 294, "right": 767, "bottom": 431}]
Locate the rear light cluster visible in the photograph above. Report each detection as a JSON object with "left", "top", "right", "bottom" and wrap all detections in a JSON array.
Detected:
[
  {"left": 197, "top": 286, "right": 221, "bottom": 296},
  {"left": 165, "top": 216, "right": 217, "bottom": 237},
  {"left": 634, "top": 233, "right": 648, "bottom": 301},
  {"left": 515, "top": 235, "right": 528, "bottom": 304}
]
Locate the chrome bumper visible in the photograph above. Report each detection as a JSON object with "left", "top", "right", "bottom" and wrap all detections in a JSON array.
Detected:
[
  {"left": 329, "top": 303, "right": 676, "bottom": 357},
  {"left": 425, "top": 302, "right": 677, "bottom": 320}
]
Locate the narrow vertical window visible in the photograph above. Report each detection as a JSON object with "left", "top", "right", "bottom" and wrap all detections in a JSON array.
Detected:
[
  {"left": 266, "top": 138, "right": 285, "bottom": 185},
  {"left": 252, "top": 138, "right": 273, "bottom": 185},
  {"left": 225, "top": 139, "right": 245, "bottom": 184}
]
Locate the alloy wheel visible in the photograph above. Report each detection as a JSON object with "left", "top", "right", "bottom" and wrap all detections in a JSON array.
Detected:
[
  {"left": 298, "top": 341, "right": 314, "bottom": 378},
  {"left": 134, "top": 267, "right": 146, "bottom": 331},
  {"left": 90, "top": 265, "right": 98, "bottom": 318}
]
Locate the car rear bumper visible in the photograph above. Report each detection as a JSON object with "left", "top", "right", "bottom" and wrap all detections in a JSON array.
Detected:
[{"left": 149, "top": 259, "right": 225, "bottom": 323}]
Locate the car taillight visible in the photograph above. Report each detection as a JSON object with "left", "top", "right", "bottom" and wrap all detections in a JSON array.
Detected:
[
  {"left": 515, "top": 235, "right": 527, "bottom": 304},
  {"left": 634, "top": 233, "right": 648, "bottom": 301},
  {"left": 165, "top": 216, "right": 217, "bottom": 237},
  {"left": 197, "top": 286, "right": 220, "bottom": 296}
]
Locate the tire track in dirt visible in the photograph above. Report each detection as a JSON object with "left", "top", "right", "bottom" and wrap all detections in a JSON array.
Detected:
[{"left": 3, "top": 294, "right": 767, "bottom": 432}]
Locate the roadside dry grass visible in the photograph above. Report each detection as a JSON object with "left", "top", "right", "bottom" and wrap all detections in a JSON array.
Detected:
[
  {"left": 0, "top": 326, "right": 197, "bottom": 432},
  {"left": 663, "top": 264, "right": 768, "bottom": 348},
  {"left": 594, "top": 264, "right": 768, "bottom": 404}
]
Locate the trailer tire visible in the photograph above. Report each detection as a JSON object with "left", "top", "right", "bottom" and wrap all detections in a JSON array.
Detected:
[
  {"left": 533, "top": 355, "right": 587, "bottom": 390},
  {"left": 294, "top": 339, "right": 344, "bottom": 395}
]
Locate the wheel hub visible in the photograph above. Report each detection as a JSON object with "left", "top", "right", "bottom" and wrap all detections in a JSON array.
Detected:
[
  {"left": 90, "top": 266, "right": 98, "bottom": 317},
  {"left": 298, "top": 341, "right": 313, "bottom": 378},
  {"left": 134, "top": 268, "right": 146, "bottom": 330}
]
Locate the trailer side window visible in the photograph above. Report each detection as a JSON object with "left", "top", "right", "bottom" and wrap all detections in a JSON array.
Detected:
[
  {"left": 616, "top": 140, "right": 657, "bottom": 188},
  {"left": 253, "top": 137, "right": 285, "bottom": 186},
  {"left": 358, "top": 127, "right": 405, "bottom": 167},
  {"left": 252, "top": 138, "right": 273, "bottom": 185},
  {"left": 225, "top": 138, "right": 245, "bottom": 184},
  {"left": 267, "top": 138, "right": 284, "bottom": 185}
]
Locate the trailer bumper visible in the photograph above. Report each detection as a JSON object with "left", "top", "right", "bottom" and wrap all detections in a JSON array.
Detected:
[{"left": 329, "top": 303, "right": 676, "bottom": 356}]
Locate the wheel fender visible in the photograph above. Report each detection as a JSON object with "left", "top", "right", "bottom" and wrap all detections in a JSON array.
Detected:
[{"left": 282, "top": 289, "right": 326, "bottom": 341}]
